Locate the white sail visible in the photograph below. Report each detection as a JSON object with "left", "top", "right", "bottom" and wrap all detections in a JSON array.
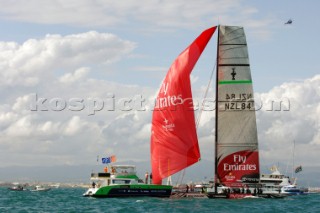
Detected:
[{"left": 215, "top": 26, "right": 260, "bottom": 187}]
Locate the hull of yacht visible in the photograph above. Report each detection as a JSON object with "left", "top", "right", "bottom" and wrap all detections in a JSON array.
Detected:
[{"left": 84, "top": 184, "right": 172, "bottom": 198}]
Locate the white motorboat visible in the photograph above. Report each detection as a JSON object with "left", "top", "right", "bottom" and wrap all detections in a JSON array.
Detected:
[
  {"left": 30, "top": 185, "right": 51, "bottom": 192},
  {"left": 260, "top": 166, "right": 291, "bottom": 194},
  {"left": 281, "top": 184, "right": 306, "bottom": 195},
  {"left": 260, "top": 166, "right": 306, "bottom": 195}
]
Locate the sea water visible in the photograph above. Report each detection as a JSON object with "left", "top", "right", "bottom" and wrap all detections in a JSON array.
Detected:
[{"left": 0, "top": 187, "right": 319, "bottom": 213}]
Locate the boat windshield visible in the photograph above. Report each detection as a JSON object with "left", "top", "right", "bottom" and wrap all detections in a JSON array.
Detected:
[
  {"left": 112, "top": 179, "right": 131, "bottom": 184},
  {"left": 111, "top": 165, "right": 136, "bottom": 175}
]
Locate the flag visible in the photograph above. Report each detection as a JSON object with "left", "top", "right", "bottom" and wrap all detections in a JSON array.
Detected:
[
  {"left": 110, "top": 155, "right": 116, "bottom": 163},
  {"left": 102, "top": 155, "right": 117, "bottom": 164},
  {"left": 270, "top": 165, "right": 277, "bottom": 172},
  {"left": 101, "top": 157, "right": 109, "bottom": 164},
  {"left": 295, "top": 165, "right": 302, "bottom": 173}
]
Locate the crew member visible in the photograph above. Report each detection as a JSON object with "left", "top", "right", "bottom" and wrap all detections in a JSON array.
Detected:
[{"left": 145, "top": 172, "right": 149, "bottom": 184}]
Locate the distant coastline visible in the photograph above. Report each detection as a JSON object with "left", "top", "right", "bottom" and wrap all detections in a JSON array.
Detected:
[
  {"left": 1, "top": 161, "right": 319, "bottom": 188},
  {"left": 0, "top": 181, "right": 89, "bottom": 188}
]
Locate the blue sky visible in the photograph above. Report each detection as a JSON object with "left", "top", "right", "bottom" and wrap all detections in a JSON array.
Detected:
[
  {"left": 0, "top": 0, "right": 319, "bottom": 183},
  {"left": 1, "top": 0, "right": 318, "bottom": 91},
  {"left": 0, "top": 0, "right": 318, "bottom": 90}
]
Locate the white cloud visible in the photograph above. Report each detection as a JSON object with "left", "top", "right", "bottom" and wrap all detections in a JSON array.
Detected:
[
  {"left": 5, "top": 115, "right": 33, "bottom": 137},
  {"left": 59, "top": 67, "right": 90, "bottom": 84},
  {"left": 0, "top": 105, "right": 18, "bottom": 128},
  {"left": 0, "top": 29, "right": 140, "bottom": 166},
  {"left": 0, "top": 73, "right": 319, "bottom": 167},
  {"left": 63, "top": 116, "right": 85, "bottom": 136},
  {"left": 0, "top": 20, "right": 318, "bottom": 169},
  {"left": 12, "top": 94, "right": 34, "bottom": 113},
  {"left": 0, "top": 0, "right": 276, "bottom": 33},
  {"left": 194, "top": 75, "right": 320, "bottom": 167},
  {"left": 0, "top": 31, "right": 136, "bottom": 87},
  {"left": 256, "top": 75, "right": 320, "bottom": 166}
]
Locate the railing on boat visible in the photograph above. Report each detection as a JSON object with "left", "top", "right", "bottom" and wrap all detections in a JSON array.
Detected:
[{"left": 91, "top": 173, "right": 111, "bottom": 178}]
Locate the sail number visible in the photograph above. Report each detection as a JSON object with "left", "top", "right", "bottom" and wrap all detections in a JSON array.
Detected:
[
  {"left": 220, "top": 93, "right": 255, "bottom": 111},
  {"left": 223, "top": 101, "right": 254, "bottom": 111}
]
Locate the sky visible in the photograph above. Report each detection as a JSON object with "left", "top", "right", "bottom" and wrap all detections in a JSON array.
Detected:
[{"left": 0, "top": 0, "right": 319, "bottom": 182}]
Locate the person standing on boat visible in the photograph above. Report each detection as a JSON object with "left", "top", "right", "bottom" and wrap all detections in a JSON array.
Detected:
[
  {"left": 150, "top": 173, "right": 152, "bottom": 184},
  {"left": 145, "top": 172, "right": 149, "bottom": 184},
  {"left": 104, "top": 167, "right": 108, "bottom": 173}
]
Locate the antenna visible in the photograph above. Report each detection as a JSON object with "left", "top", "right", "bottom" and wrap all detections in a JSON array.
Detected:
[{"left": 292, "top": 140, "right": 295, "bottom": 179}]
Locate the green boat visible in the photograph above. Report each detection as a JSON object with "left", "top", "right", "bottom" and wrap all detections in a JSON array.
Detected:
[{"left": 83, "top": 165, "right": 172, "bottom": 198}]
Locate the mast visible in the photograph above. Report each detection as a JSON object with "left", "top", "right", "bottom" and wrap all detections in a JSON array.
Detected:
[
  {"left": 292, "top": 140, "right": 295, "bottom": 181},
  {"left": 214, "top": 25, "right": 220, "bottom": 193}
]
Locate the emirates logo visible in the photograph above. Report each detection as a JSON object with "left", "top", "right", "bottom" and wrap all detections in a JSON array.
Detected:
[{"left": 162, "top": 118, "right": 175, "bottom": 131}]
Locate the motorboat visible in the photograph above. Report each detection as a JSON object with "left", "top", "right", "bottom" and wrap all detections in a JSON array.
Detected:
[
  {"left": 260, "top": 166, "right": 291, "bottom": 194},
  {"left": 30, "top": 185, "right": 51, "bottom": 192},
  {"left": 281, "top": 185, "right": 306, "bottom": 195},
  {"left": 8, "top": 185, "right": 25, "bottom": 191},
  {"left": 83, "top": 165, "right": 172, "bottom": 198}
]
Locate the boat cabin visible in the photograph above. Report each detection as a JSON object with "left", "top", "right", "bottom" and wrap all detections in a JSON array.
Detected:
[{"left": 89, "top": 165, "right": 143, "bottom": 188}]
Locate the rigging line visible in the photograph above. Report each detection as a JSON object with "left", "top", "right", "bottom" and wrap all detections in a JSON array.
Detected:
[
  {"left": 178, "top": 169, "right": 186, "bottom": 185},
  {"left": 175, "top": 170, "right": 182, "bottom": 186},
  {"left": 196, "top": 62, "right": 216, "bottom": 128}
]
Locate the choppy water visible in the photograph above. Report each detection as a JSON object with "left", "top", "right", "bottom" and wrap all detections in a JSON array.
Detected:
[{"left": 0, "top": 187, "right": 319, "bottom": 212}]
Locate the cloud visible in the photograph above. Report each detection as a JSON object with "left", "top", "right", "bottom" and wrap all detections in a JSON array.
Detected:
[
  {"left": 0, "top": 23, "right": 318, "bottom": 169},
  {"left": 101, "top": 111, "right": 152, "bottom": 162},
  {"left": 63, "top": 116, "right": 86, "bottom": 136},
  {"left": 59, "top": 67, "right": 90, "bottom": 84},
  {"left": 0, "top": 31, "right": 136, "bottom": 87},
  {"left": 193, "top": 75, "right": 320, "bottom": 167},
  {"left": 255, "top": 75, "right": 320, "bottom": 166},
  {"left": 1, "top": 72, "right": 319, "bottom": 167},
  {"left": 0, "top": 0, "right": 276, "bottom": 33},
  {"left": 0, "top": 30, "right": 139, "bottom": 166}
]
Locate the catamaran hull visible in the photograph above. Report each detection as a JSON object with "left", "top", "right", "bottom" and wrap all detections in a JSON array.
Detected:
[{"left": 84, "top": 185, "right": 172, "bottom": 198}]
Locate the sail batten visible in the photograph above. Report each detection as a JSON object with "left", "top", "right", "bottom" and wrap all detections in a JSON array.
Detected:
[
  {"left": 220, "top": 44, "right": 247, "bottom": 46},
  {"left": 219, "top": 64, "right": 250, "bottom": 66}
]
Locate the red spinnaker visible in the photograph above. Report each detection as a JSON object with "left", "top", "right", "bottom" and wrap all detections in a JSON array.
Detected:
[{"left": 151, "top": 27, "right": 216, "bottom": 184}]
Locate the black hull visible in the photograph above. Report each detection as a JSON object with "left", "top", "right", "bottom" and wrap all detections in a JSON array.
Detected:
[
  {"left": 258, "top": 193, "right": 288, "bottom": 199},
  {"left": 8, "top": 187, "right": 24, "bottom": 191},
  {"left": 207, "top": 193, "right": 228, "bottom": 199}
]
